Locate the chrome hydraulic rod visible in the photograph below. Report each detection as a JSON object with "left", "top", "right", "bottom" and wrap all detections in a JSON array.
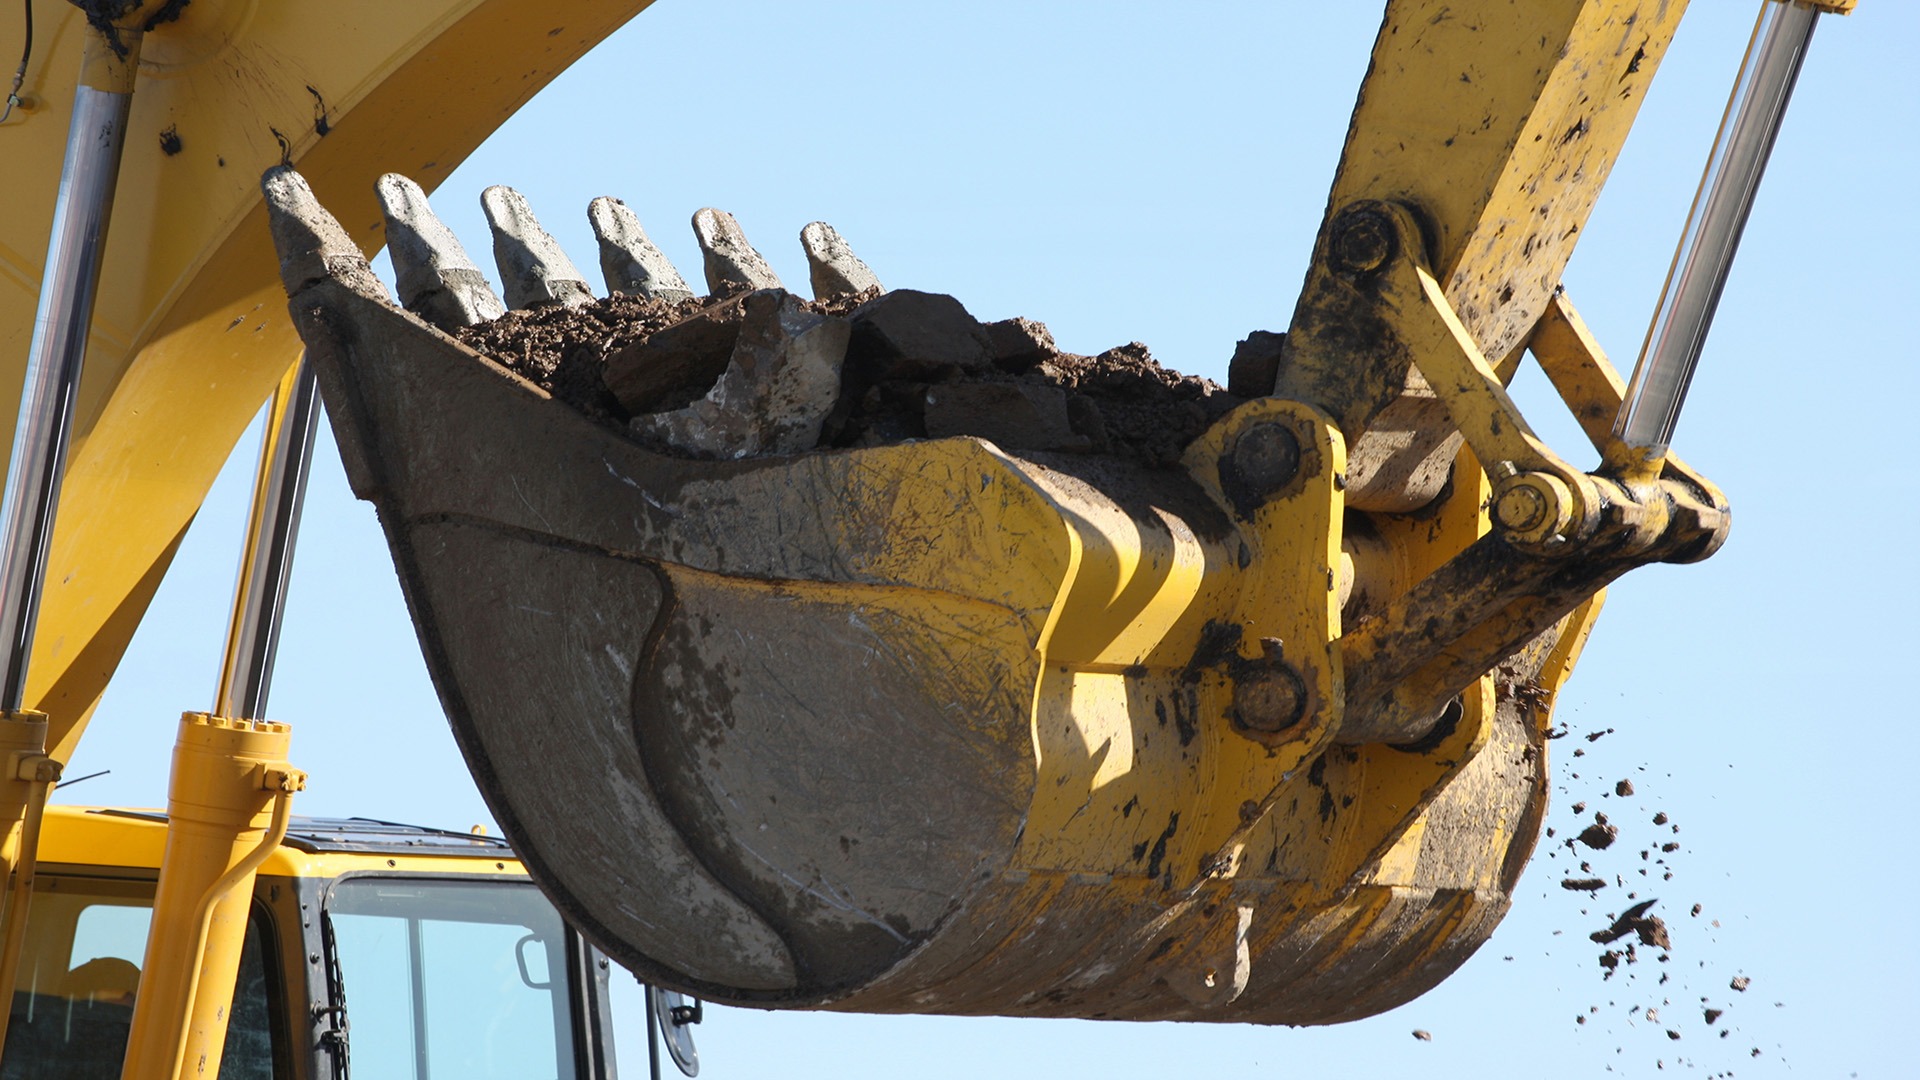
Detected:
[
  {"left": 0, "top": 20, "right": 144, "bottom": 1061},
  {"left": 1614, "top": 0, "right": 1837, "bottom": 456},
  {"left": 214, "top": 358, "right": 321, "bottom": 721},
  {"left": 0, "top": 32, "right": 143, "bottom": 711}
]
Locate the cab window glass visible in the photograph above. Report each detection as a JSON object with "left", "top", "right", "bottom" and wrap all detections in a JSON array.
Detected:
[
  {"left": 326, "top": 879, "right": 575, "bottom": 1080},
  {"left": 0, "top": 875, "right": 275, "bottom": 1079}
]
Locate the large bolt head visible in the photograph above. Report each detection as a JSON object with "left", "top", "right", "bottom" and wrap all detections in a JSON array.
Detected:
[
  {"left": 1329, "top": 206, "right": 1396, "bottom": 275},
  {"left": 1493, "top": 471, "right": 1575, "bottom": 545},
  {"left": 1233, "top": 423, "right": 1301, "bottom": 493},
  {"left": 1495, "top": 483, "right": 1549, "bottom": 532},
  {"left": 1232, "top": 661, "right": 1309, "bottom": 737},
  {"left": 1219, "top": 422, "right": 1306, "bottom": 518}
]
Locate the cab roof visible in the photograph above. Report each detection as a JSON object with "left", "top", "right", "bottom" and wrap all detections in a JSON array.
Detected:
[{"left": 41, "top": 806, "right": 529, "bottom": 879}]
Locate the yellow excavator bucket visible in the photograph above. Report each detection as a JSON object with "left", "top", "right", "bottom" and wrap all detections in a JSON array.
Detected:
[{"left": 255, "top": 0, "right": 1733, "bottom": 1021}]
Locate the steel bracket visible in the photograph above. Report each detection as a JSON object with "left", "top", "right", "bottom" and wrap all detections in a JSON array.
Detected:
[{"left": 1274, "top": 201, "right": 1730, "bottom": 744}]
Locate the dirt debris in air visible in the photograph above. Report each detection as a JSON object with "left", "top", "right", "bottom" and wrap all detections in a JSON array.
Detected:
[
  {"left": 1538, "top": 716, "right": 1788, "bottom": 1075},
  {"left": 452, "top": 286, "right": 1247, "bottom": 468}
]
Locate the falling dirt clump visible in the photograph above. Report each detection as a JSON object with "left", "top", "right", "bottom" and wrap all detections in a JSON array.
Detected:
[
  {"left": 1730, "top": 975, "right": 1750, "bottom": 992},
  {"left": 1590, "top": 899, "right": 1671, "bottom": 949},
  {"left": 1575, "top": 820, "right": 1619, "bottom": 851},
  {"left": 1561, "top": 877, "right": 1606, "bottom": 893},
  {"left": 454, "top": 287, "right": 1243, "bottom": 469}
]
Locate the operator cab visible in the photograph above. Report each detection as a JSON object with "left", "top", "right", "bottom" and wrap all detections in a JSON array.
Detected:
[{"left": 1, "top": 807, "right": 622, "bottom": 1079}]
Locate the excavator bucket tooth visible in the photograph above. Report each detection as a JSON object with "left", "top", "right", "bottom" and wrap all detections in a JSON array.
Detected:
[
  {"left": 378, "top": 174, "right": 508, "bottom": 331},
  {"left": 482, "top": 185, "right": 596, "bottom": 310},
  {"left": 691, "top": 208, "right": 783, "bottom": 294},
  {"left": 271, "top": 166, "right": 1555, "bottom": 1024},
  {"left": 589, "top": 197, "right": 697, "bottom": 302},
  {"left": 800, "top": 222, "right": 883, "bottom": 300},
  {"left": 264, "top": 168, "right": 393, "bottom": 306}
]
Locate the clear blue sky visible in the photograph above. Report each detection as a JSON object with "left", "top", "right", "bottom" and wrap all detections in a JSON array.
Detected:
[{"left": 60, "top": 2, "right": 1918, "bottom": 1076}]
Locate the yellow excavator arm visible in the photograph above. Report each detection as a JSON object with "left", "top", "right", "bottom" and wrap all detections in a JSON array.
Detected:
[{"left": 0, "top": 0, "right": 655, "bottom": 762}]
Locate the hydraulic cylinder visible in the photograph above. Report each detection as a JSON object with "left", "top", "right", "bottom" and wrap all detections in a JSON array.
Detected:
[{"left": 120, "top": 714, "right": 303, "bottom": 1080}]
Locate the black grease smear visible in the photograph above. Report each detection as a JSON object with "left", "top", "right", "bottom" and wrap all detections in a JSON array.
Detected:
[
  {"left": 73, "top": 2, "right": 139, "bottom": 58},
  {"left": 1143, "top": 811, "right": 1179, "bottom": 881},
  {"left": 143, "top": 0, "right": 190, "bottom": 30},
  {"left": 74, "top": 0, "right": 192, "bottom": 58},
  {"left": 307, "top": 85, "right": 330, "bottom": 137}
]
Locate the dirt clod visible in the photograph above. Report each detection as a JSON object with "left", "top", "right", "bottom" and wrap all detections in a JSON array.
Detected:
[
  {"left": 1411, "top": 1029, "right": 1432, "bottom": 1042},
  {"left": 848, "top": 289, "right": 994, "bottom": 381},
  {"left": 601, "top": 294, "right": 750, "bottom": 414},
  {"left": 1228, "top": 330, "right": 1286, "bottom": 398},
  {"left": 1730, "top": 976, "right": 1750, "bottom": 992},
  {"left": 984, "top": 317, "right": 1058, "bottom": 370},
  {"left": 1591, "top": 900, "right": 1670, "bottom": 950},
  {"left": 1576, "top": 822, "right": 1619, "bottom": 850},
  {"left": 1615, "top": 778, "right": 1634, "bottom": 797}
]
